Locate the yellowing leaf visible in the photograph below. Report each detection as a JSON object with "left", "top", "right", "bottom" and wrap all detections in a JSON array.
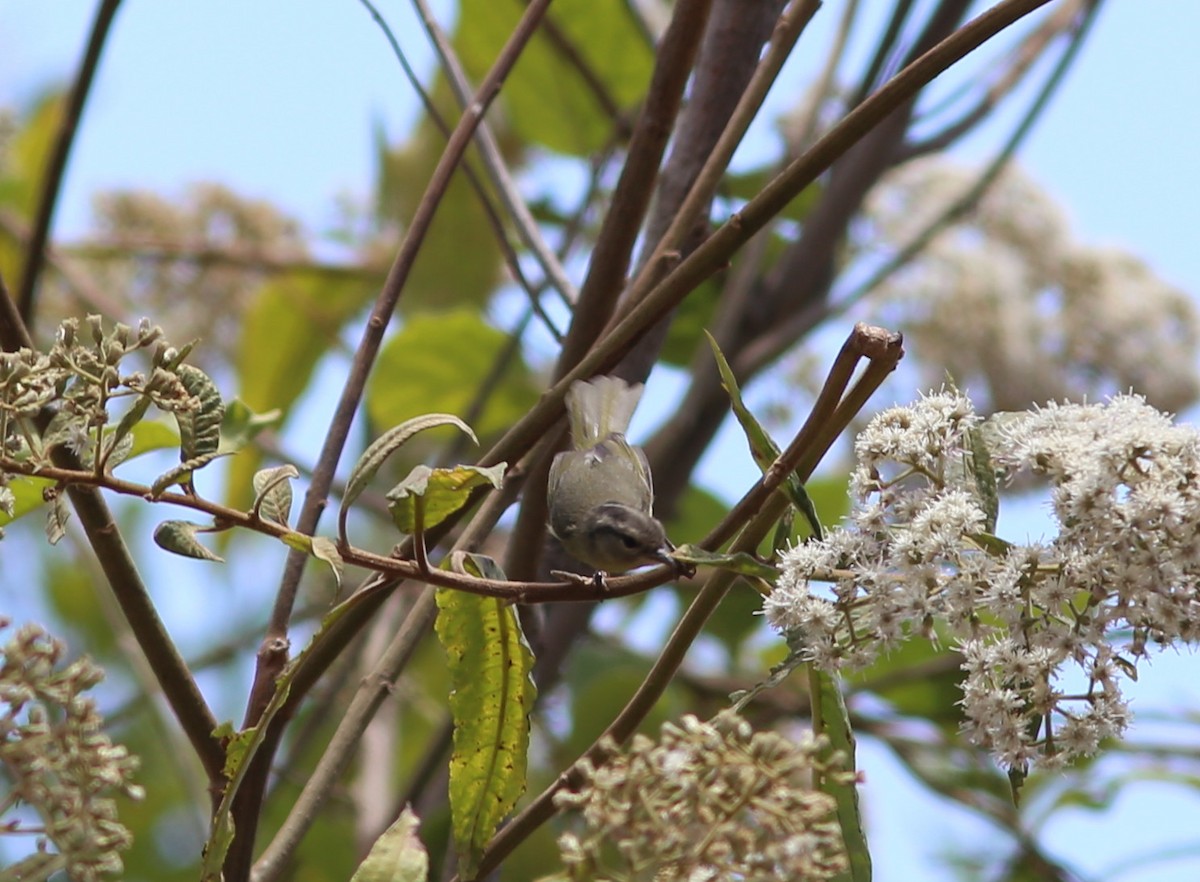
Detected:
[
  {"left": 387, "top": 463, "right": 506, "bottom": 534},
  {"left": 350, "top": 807, "right": 429, "bottom": 882},
  {"left": 435, "top": 588, "right": 536, "bottom": 880}
]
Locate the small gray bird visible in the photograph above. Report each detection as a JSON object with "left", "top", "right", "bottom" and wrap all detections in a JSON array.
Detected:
[{"left": 547, "top": 376, "right": 675, "bottom": 574}]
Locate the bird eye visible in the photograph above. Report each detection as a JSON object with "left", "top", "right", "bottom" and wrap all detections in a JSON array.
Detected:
[{"left": 619, "top": 534, "right": 639, "bottom": 550}]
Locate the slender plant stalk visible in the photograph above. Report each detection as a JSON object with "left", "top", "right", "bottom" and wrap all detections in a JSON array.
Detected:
[{"left": 17, "top": 0, "right": 123, "bottom": 321}]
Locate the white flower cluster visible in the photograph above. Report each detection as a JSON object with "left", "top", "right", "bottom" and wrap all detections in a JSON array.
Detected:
[
  {"left": 765, "top": 390, "right": 1200, "bottom": 769},
  {"left": 1, "top": 620, "right": 142, "bottom": 880},
  {"left": 555, "top": 713, "right": 850, "bottom": 882}
]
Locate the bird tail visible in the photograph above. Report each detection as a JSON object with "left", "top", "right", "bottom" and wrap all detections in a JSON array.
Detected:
[{"left": 565, "top": 376, "right": 644, "bottom": 447}]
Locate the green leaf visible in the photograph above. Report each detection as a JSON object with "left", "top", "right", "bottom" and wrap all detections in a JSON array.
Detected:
[
  {"left": 218, "top": 399, "right": 283, "bottom": 455},
  {"left": 351, "top": 806, "right": 429, "bottom": 882},
  {"left": 387, "top": 463, "right": 506, "bottom": 534},
  {"left": 0, "top": 93, "right": 64, "bottom": 289},
  {"left": 810, "top": 669, "right": 871, "bottom": 882},
  {"left": 706, "top": 331, "right": 780, "bottom": 473},
  {"left": 455, "top": 0, "right": 653, "bottom": 155},
  {"left": 706, "top": 331, "right": 821, "bottom": 537},
  {"left": 670, "top": 543, "right": 778, "bottom": 582},
  {"left": 343, "top": 414, "right": 478, "bottom": 516},
  {"left": 175, "top": 363, "right": 225, "bottom": 461},
  {"left": 152, "top": 519, "right": 224, "bottom": 563},
  {"left": 0, "top": 475, "right": 54, "bottom": 528},
  {"left": 310, "top": 536, "right": 344, "bottom": 591},
  {"left": 365, "top": 310, "right": 539, "bottom": 443},
  {"left": 435, "top": 588, "right": 536, "bottom": 880},
  {"left": 376, "top": 124, "right": 502, "bottom": 313},
  {"left": 252, "top": 464, "right": 298, "bottom": 527},
  {"left": 150, "top": 449, "right": 224, "bottom": 497},
  {"left": 449, "top": 550, "right": 507, "bottom": 581}
]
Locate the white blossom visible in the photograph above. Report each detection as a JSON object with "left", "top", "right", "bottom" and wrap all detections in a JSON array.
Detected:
[{"left": 767, "top": 390, "right": 1200, "bottom": 769}]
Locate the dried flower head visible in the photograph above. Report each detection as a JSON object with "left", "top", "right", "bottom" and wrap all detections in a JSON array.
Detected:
[
  {"left": 766, "top": 390, "right": 1200, "bottom": 770},
  {"left": 1, "top": 620, "right": 142, "bottom": 880},
  {"left": 554, "top": 713, "right": 850, "bottom": 882}
]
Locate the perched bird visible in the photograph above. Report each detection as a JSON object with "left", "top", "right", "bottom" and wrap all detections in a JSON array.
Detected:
[{"left": 547, "top": 376, "right": 675, "bottom": 575}]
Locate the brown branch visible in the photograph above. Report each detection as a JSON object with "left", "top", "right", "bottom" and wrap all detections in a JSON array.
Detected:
[
  {"left": 738, "top": 0, "right": 1103, "bottom": 375},
  {"left": 62, "top": 235, "right": 381, "bottom": 279},
  {"left": 17, "top": 0, "right": 123, "bottom": 322},
  {"left": 897, "top": 0, "right": 1084, "bottom": 160},
  {"left": 0, "top": 211, "right": 129, "bottom": 318}
]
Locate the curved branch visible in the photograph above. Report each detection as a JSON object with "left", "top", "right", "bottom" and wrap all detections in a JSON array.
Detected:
[{"left": 17, "top": 0, "right": 123, "bottom": 322}]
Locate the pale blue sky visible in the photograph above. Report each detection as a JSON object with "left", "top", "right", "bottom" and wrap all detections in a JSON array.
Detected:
[{"left": 3, "top": 3, "right": 1200, "bottom": 881}]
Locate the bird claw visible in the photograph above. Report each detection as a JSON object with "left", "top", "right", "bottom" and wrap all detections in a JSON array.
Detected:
[{"left": 550, "top": 569, "right": 610, "bottom": 590}]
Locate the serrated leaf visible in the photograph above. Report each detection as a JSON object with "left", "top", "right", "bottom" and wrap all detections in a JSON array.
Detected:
[
  {"left": 252, "top": 464, "right": 298, "bottom": 526},
  {"left": 175, "top": 363, "right": 225, "bottom": 461},
  {"left": 351, "top": 806, "right": 429, "bottom": 882},
  {"left": 44, "top": 494, "right": 69, "bottom": 545},
  {"left": 670, "top": 543, "right": 779, "bottom": 581},
  {"left": 152, "top": 519, "right": 224, "bottom": 563},
  {"left": 150, "top": 449, "right": 224, "bottom": 497},
  {"left": 387, "top": 463, "right": 505, "bottom": 534},
  {"left": 810, "top": 669, "right": 871, "bottom": 882},
  {"left": 343, "top": 414, "right": 477, "bottom": 517},
  {"left": 311, "top": 536, "right": 344, "bottom": 591},
  {"left": 435, "top": 588, "right": 536, "bottom": 880}
]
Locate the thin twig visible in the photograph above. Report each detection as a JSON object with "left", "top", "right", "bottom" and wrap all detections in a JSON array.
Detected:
[
  {"left": 17, "top": 0, "right": 123, "bottom": 321},
  {"left": 624, "top": 0, "right": 821, "bottom": 311},
  {"left": 409, "top": 0, "right": 579, "bottom": 310},
  {"left": 898, "top": 0, "right": 1083, "bottom": 158},
  {"left": 736, "top": 0, "right": 1101, "bottom": 375},
  {"left": 360, "top": 0, "right": 569, "bottom": 332}
]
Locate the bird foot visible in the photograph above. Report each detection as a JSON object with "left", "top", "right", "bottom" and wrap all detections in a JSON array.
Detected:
[{"left": 550, "top": 569, "right": 611, "bottom": 590}]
